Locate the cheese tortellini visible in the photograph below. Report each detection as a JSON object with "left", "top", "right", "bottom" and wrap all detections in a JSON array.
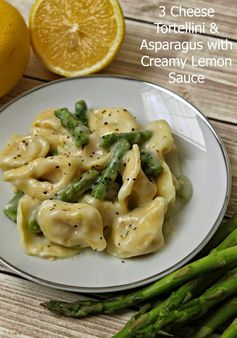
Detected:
[
  {"left": 31, "top": 109, "right": 74, "bottom": 150},
  {"left": 3, "top": 155, "right": 80, "bottom": 200},
  {"left": 37, "top": 200, "right": 106, "bottom": 251},
  {"left": 118, "top": 144, "right": 157, "bottom": 210},
  {"left": 0, "top": 134, "right": 50, "bottom": 170},
  {"left": 88, "top": 108, "right": 140, "bottom": 135},
  {"left": 18, "top": 196, "right": 82, "bottom": 258},
  {"left": 0, "top": 103, "right": 191, "bottom": 260},
  {"left": 107, "top": 197, "right": 166, "bottom": 258}
]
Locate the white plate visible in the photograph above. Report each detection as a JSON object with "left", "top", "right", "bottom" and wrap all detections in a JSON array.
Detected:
[{"left": 0, "top": 76, "right": 231, "bottom": 293}]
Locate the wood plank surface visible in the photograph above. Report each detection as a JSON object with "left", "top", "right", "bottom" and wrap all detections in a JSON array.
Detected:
[
  {"left": 0, "top": 273, "right": 132, "bottom": 338},
  {"left": 1, "top": 19, "right": 236, "bottom": 125},
  {"left": 11, "top": 0, "right": 237, "bottom": 41},
  {"left": 120, "top": 0, "right": 237, "bottom": 40}
]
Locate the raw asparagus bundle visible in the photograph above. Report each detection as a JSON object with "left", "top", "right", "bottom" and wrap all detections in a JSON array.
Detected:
[
  {"left": 113, "top": 226, "right": 237, "bottom": 338},
  {"left": 191, "top": 297, "right": 237, "bottom": 338},
  {"left": 136, "top": 267, "right": 237, "bottom": 338},
  {"left": 42, "top": 247, "right": 237, "bottom": 316},
  {"left": 41, "top": 214, "right": 237, "bottom": 338}
]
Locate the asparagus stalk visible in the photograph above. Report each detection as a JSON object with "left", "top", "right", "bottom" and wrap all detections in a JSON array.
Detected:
[
  {"left": 75, "top": 100, "right": 88, "bottom": 126},
  {"left": 59, "top": 169, "right": 99, "bottom": 202},
  {"left": 54, "top": 108, "right": 90, "bottom": 146},
  {"left": 199, "top": 214, "right": 237, "bottom": 256},
  {"left": 191, "top": 297, "right": 237, "bottom": 338},
  {"left": 28, "top": 219, "right": 41, "bottom": 234},
  {"left": 118, "top": 278, "right": 209, "bottom": 338},
  {"left": 91, "top": 139, "right": 130, "bottom": 200},
  {"left": 114, "top": 267, "right": 235, "bottom": 338},
  {"left": 220, "top": 317, "right": 237, "bottom": 338},
  {"left": 140, "top": 150, "right": 163, "bottom": 178},
  {"left": 213, "top": 228, "right": 237, "bottom": 252},
  {"left": 41, "top": 246, "right": 237, "bottom": 317},
  {"left": 100, "top": 131, "right": 152, "bottom": 150},
  {"left": 4, "top": 191, "right": 24, "bottom": 222},
  {"left": 134, "top": 267, "right": 237, "bottom": 338}
]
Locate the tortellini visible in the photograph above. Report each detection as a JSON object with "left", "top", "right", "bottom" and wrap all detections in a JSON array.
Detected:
[
  {"left": 31, "top": 109, "right": 74, "bottom": 150},
  {"left": 18, "top": 196, "right": 81, "bottom": 258},
  {"left": 58, "top": 133, "right": 110, "bottom": 171},
  {"left": 118, "top": 145, "right": 157, "bottom": 210},
  {"left": 156, "top": 161, "right": 176, "bottom": 207},
  {"left": 107, "top": 197, "right": 166, "bottom": 258},
  {"left": 0, "top": 134, "right": 50, "bottom": 170},
  {"left": 37, "top": 200, "right": 106, "bottom": 251},
  {"left": 3, "top": 155, "right": 80, "bottom": 200},
  {"left": 88, "top": 108, "right": 140, "bottom": 135},
  {"left": 0, "top": 104, "right": 191, "bottom": 260},
  {"left": 144, "top": 120, "right": 174, "bottom": 157},
  {"left": 81, "top": 194, "right": 123, "bottom": 229}
]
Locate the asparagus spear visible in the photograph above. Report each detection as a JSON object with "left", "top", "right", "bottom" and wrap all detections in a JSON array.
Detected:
[
  {"left": 220, "top": 317, "right": 237, "bottom": 338},
  {"left": 41, "top": 246, "right": 237, "bottom": 317},
  {"left": 28, "top": 219, "right": 41, "bottom": 234},
  {"left": 4, "top": 191, "right": 24, "bottom": 222},
  {"left": 140, "top": 150, "right": 163, "bottom": 178},
  {"left": 91, "top": 139, "right": 130, "bottom": 200},
  {"left": 59, "top": 169, "right": 99, "bottom": 202},
  {"left": 75, "top": 100, "right": 88, "bottom": 126},
  {"left": 54, "top": 108, "right": 90, "bottom": 146},
  {"left": 114, "top": 266, "right": 236, "bottom": 338},
  {"left": 191, "top": 297, "right": 237, "bottom": 338},
  {"left": 100, "top": 131, "right": 152, "bottom": 150},
  {"left": 213, "top": 228, "right": 237, "bottom": 252},
  {"left": 134, "top": 267, "right": 237, "bottom": 338}
]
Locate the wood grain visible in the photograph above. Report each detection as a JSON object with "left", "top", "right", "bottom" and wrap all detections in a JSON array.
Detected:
[
  {"left": 1, "top": 20, "right": 237, "bottom": 125},
  {"left": 0, "top": 77, "right": 43, "bottom": 107},
  {"left": 120, "top": 0, "right": 237, "bottom": 40},
  {"left": 0, "top": 273, "right": 133, "bottom": 338},
  {"left": 11, "top": 0, "right": 237, "bottom": 41}
]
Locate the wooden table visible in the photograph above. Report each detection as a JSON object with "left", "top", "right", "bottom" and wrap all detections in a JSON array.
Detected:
[{"left": 0, "top": 1, "right": 237, "bottom": 337}]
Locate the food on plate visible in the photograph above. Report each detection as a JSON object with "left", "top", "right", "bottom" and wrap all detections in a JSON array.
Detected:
[
  {"left": 41, "top": 214, "right": 237, "bottom": 338},
  {"left": 29, "top": 0, "right": 125, "bottom": 76},
  {"left": 0, "top": 100, "right": 192, "bottom": 259}
]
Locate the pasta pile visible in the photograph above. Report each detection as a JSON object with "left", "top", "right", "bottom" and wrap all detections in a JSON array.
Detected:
[{"left": 0, "top": 101, "right": 191, "bottom": 259}]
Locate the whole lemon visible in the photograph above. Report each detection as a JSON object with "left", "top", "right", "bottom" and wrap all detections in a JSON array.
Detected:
[{"left": 0, "top": 0, "right": 30, "bottom": 96}]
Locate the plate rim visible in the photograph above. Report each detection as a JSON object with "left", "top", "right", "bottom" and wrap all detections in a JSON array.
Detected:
[{"left": 0, "top": 74, "right": 232, "bottom": 293}]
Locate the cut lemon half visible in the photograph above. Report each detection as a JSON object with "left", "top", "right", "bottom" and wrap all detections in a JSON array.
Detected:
[{"left": 29, "top": 0, "right": 125, "bottom": 77}]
